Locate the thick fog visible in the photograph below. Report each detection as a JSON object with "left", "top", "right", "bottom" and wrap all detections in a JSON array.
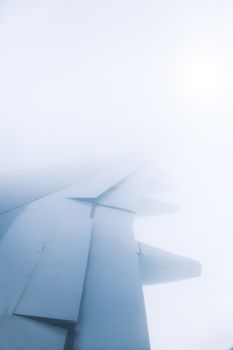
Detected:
[{"left": 1, "top": 0, "right": 233, "bottom": 349}]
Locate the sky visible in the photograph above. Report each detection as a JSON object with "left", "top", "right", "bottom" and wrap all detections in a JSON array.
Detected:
[{"left": 1, "top": 0, "right": 233, "bottom": 349}]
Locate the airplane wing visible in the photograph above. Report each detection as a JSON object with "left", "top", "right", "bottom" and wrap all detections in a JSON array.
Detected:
[{"left": 0, "top": 162, "right": 201, "bottom": 350}]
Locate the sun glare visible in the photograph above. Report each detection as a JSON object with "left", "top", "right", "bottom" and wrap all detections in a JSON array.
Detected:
[{"left": 184, "top": 58, "right": 222, "bottom": 97}]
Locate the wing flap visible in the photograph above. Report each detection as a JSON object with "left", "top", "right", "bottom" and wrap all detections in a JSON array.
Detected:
[
  {"left": 0, "top": 196, "right": 60, "bottom": 315},
  {"left": 0, "top": 315, "right": 67, "bottom": 350},
  {"left": 14, "top": 200, "right": 92, "bottom": 322}
]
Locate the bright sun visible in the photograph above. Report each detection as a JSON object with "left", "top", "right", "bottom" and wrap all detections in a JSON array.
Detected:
[{"left": 184, "top": 58, "right": 222, "bottom": 97}]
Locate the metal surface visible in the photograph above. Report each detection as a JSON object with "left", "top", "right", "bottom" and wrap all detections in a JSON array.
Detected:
[
  {"left": 0, "top": 315, "right": 67, "bottom": 350},
  {"left": 0, "top": 206, "right": 26, "bottom": 242},
  {"left": 76, "top": 206, "right": 150, "bottom": 350},
  {"left": 14, "top": 200, "right": 92, "bottom": 322},
  {"left": 0, "top": 196, "right": 60, "bottom": 315}
]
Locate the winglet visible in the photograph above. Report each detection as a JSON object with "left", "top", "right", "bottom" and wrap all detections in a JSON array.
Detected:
[{"left": 137, "top": 242, "right": 201, "bottom": 285}]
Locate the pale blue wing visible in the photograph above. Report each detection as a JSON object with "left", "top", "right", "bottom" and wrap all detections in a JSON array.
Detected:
[
  {"left": 0, "top": 163, "right": 201, "bottom": 350},
  {"left": 76, "top": 207, "right": 150, "bottom": 350}
]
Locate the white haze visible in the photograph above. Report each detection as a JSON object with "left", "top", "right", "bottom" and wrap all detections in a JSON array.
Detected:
[{"left": 1, "top": 1, "right": 233, "bottom": 349}]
